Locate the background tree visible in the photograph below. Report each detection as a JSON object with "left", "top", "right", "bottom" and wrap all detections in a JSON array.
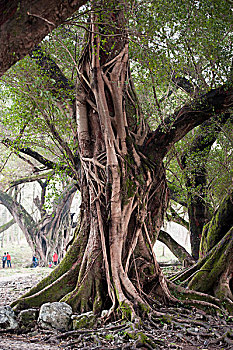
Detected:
[
  {"left": 165, "top": 114, "right": 233, "bottom": 260},
  {"left": 0, "top": 177, "right": 77, "bottom": 265}
]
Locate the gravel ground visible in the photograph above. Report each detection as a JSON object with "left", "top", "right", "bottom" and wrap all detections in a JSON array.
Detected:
[
  {"left": 0, "top": 268, "right": 233, "bottom": 350},
  {"left": 0, "top": 336, "right": 61, "bottom": 350}
]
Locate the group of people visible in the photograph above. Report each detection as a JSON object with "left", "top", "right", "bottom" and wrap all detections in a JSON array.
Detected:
[
  {"left": 49, "top": 252, "right": 58, "bottom": 268},
  {"left": 32, "top": 252, "right": 59, "bottom": 268},
  {"left": 2, "top": 252, "right": 11, "bottom": 268},
  {"left": 2, "top": 251, "right": 59, "bottom": 269}
]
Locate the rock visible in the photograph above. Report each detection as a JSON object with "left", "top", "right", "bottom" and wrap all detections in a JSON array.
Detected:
[
  {"left": 38, "top": 302, "right": 72, "bottom": 331},
  {"left": 72, "top": 311, "right": 97, "bottom": 329},
  {"left": 0, "top": 306, "right": 19, "bottom": 330},
  {"left": 101, "top": 310, "right": 109, "bottom": 318},
  {"left": 18, "top": 308, "right": 38, "bottom": 330}
]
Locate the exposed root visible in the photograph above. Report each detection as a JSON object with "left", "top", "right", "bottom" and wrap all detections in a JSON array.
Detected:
[
  {"left": 208, "top": 330, "right": 233, "bottom": 346},
  {"left": 167, "top": 280, "right": 230, "bottom": 315},
  {"left": 12, "top": 233, "right": 84, "bottom": 306},
  {"left": 170, "top": 229, "right": 233, "bottom": 288},
  {"left": 12, "top": 260, "right": 80, "bottom": 311},
  {"left": 41, "top": 308, "right": 233, "bottom": 349}
]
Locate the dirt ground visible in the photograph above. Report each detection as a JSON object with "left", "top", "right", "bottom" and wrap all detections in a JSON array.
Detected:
[{"left": 0, "top": 268, "right": 233, "bottom": 350}]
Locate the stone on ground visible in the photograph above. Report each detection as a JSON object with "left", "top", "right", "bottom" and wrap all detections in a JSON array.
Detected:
[
  {"left": 38, "top": 302, "right": 72, "bottom": 331},
  {"left": 0, "top": 305, "right": 18, "bottom": 330}
]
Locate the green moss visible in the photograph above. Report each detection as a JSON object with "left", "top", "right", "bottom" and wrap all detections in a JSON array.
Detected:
[
  {"left": 62, "top": 275, "right": 93, "bottom": 313},
  {"left": 125, "top": 177, "right": 137, "bottom": 198},
  {"left": 105, "top": 334, "right": 114, "bottom": 340},
  {"left": 124, "top": 331, "right": 157, "bottom": 348},
  {"left": 189, "top": 229, "right": 233, "bottom": 293},
  {"left": 93, "top": 293, "right": 102, "bottom": 315},
  {"left": 200, "top": 192, "right": 233, "bottom": 255},
  {"left": 161, "top": 315, "right": 172, "bottom": 324},
  {"left": 138, "top": 302, "right": 150, "bottom": 317},
  {"left": 118, "top": 301, "right": 133, "bottom": 320},
  {"left": 18, "top": 309, "right": 38, "bottom": 330},
  {"left": 72, "top": 311, "right": 97, "bottom": 329}
]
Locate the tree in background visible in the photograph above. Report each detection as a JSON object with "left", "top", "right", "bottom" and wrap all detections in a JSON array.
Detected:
[
  {"left": 165, "top": 108, "right": 232, "bottom": 260},
  {"left": 0, "top": 177, "right": 77, "bottom": 265}
]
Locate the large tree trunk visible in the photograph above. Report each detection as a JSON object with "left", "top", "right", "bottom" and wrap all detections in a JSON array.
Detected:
[
  {"left": 59, "top": 3, "right": 172, "bottom": 315},
  {"left": 12, "top": 1, "right": 172, "bottom": 316}
]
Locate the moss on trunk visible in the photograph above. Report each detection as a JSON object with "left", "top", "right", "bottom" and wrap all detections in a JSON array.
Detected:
[
  {"left": 200, "top": 190, "right": 233, "bottom": 257},
  {"left": 188, "top": 228, "right": 233, "bottom": 293}
]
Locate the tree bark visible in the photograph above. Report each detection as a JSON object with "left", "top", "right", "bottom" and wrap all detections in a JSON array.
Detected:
[
  {"left": 0, "top": 0, "right": 87, "bottom": 76},
  {"left": 170, "top": 191, "right": 233, "bottom": 308},
  {"left": 199, "top": 190, "right": 233, "bottom": 257},
  {"left": 0, "top": 218, "right": 16, "bottom": 233},
  {"left": 188, "top": 228, "right": 233, "bottom": 304}
]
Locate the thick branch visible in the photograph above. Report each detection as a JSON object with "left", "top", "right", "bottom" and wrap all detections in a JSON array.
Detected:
[
  {"left": 158, "top": 229, "right": 193, "bottom": 264},
  {"left": 0, "top": 190, "right": 37, "bottom": 252},
  {"left": 8, "top": 170, "right": 54, "bottom": 189},
  {"left": 145, "top": 84, "right": 233, "bottom": 160},
  {"left": 172, "top": 74, "right": 199, "bottom": 96},
  {"left": 2, "top": 139, "right": 75, "bottom": 176},
  {"left": 0, "top": 0, "right": 87, "bottom": 76},
  {"left": 51, "top": 182, "right": 77, "bottom": 215},
  {"left": 182, "top": 114, "right": 231, "bottom": 165},
  {"left": 30, "top": 46, "right": 75, "bottom": 102},
  {"left": 167, "top": 207, "right": 189, "bottom": 230},
  {"left": 0, "top": 218, "right": 16, "bottom": 233}
]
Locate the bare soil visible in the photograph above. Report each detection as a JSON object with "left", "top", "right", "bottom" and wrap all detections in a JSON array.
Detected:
[{"left": 0, "top": 268, "right": 233, "bottom": 350}]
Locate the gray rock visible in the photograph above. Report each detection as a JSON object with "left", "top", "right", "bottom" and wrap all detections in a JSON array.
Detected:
[
  {"left": 0, "top": 306, "right": 18, "bottom": 330},
  {"left": 18, "top": 308, "right": 38, "bottom": 330},
  {"left": 101, "top": 310, "right": 109, "bottom": 318},
  {"left": 38, "top": 302, "right": 72, "bottom": 331},
  {"left": 72, "top": 311, "right": 97, "bottom": 329}
]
